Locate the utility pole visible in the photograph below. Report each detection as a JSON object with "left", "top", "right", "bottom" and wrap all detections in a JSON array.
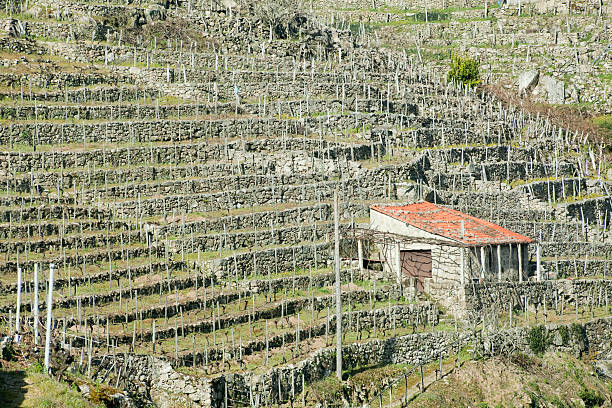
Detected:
[
  {"left": 334, "top": 191, "right": 342, "bottom": 380},
  {"left": 44, "top": 263, "right": 55, "bottom": 375}
]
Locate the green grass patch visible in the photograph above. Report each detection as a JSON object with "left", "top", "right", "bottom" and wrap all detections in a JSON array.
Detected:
[{"left": 593, "top": 115, "right": 612, "bottom": 144}]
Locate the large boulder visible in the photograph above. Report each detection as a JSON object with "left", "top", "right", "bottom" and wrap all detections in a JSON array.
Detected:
[
  {"left": 595, "top": 360, "right": 612, "bottom": 379},
  {"left": 145, "top": 5, "right": 167, "bottom": 23},
  {"left": 2, "top": 19, "right": 27, "bottom": 37},
  {"left": 517, "top": 70, "right": 539, "bottom": 94},
  {"left": 539, "top": 75, "right": 565, "bottom": 104},
  {"left": 128, "top": 11, "right": 147, "bottom": 29},
  {"left": 0, "top": 336, "right": 14, "bottom": 360},
  {"left": 221, "top": 0, "right": 239, "bottom": 10}
]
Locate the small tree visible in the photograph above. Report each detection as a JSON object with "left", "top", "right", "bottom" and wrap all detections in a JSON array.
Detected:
[{"left": 447, "top": 52, "right": 481, "bottom": 88}]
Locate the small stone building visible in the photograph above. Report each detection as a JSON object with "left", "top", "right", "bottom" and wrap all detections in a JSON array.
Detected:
[{"left": 369, "top": 202, "right": 534, "bottom": 294}]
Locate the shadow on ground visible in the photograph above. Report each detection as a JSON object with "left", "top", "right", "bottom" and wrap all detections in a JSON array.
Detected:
[{"left": 0, "top": 369, "right": 27, "bottom": 408}]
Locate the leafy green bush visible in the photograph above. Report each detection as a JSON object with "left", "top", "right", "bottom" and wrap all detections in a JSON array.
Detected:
[
  {"left": 578, "top": 388, "right": 604, "bottom": 408},
  {"left": 447, "top": 53, "right": 481, "bottom": 88},
  {"left": 527, "top": 326, "right": 550, "bottom": 355},
  {"left": 558, "top": 326, "right": 570, "bottom": 346},
  {"left": 570, "top": 323, "right": 586, "bottom": 344},
  {"left": 29, "top": 361, "right": 45, "bottom": 374}
]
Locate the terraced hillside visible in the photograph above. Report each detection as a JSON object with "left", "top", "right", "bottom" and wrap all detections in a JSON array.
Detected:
[
  {"left": 0, "top": 0, "right": 611, "bottom": 406},
  {"left": 317, "top": 0, "right": 611, "bottom": 114}
]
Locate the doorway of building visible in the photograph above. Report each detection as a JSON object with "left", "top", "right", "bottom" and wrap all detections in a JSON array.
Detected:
[{"left": 400, "top": 250, "right": 432, "bottom": 291}]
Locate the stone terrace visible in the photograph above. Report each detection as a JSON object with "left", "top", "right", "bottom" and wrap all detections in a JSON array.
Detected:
[{"left": 0, "top": 0, "right": 611, "bottom": 406}]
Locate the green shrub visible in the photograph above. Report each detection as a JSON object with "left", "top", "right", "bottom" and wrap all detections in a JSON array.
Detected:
[
  {"left": 527, "top": 326, "right": 550, "bottom": 355},
  {"left": 447, "top": 53, "right": 481, "bottom": 88},
  {"left": 578, "top": 388, "right": 604, "bottom": 408},
  {"left": 525, "top": 390, "right": 542, "bottom": 408},
  {"left": 570, "top": 323, "right": 586, "bottom": 345},
  {"left": 29, "top": 361, "right": 45, "bottom": 374},
  {"left": 558, "top": 326, "right": 569, "bottom": 346}
]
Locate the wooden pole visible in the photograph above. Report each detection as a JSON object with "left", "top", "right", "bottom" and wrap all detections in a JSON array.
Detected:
[
  {"left": 34, "top": 263, "right": 39, "bottom": 345},
  {"left": 518, "top": 244, "right": 523, "bottom": 282},
  {"left": 15, "top": 267, "right": 21, "bottom": 342},
  {"left": 44, "top": 264, "right": 55, "bottom": 375},
  {"left": 265, "top": 320, "right": 269, "bottom": 365},
  {"left": 334, "top": 190, "right": 342, "bottom": 381},
  {"left": 496, "top": 245, "right": 502, "bottom": 282},
  {"left": 480, "top": 246, "right": 486, "bottom": 280},
  {"left": 420, "top": 364, "right": 424, "bottom": 392},
  {"left": 536, "top": 244, "right": 541, "bottom": 281},
  {"left": 152, "top": 320, "right": 156, "bottom": 353},
  {"left": 357, "top": 239, "right": 364, "bottom": 280},
  {"left": 460, "top": 222, "right": 466, "bottom": 285},
  {"left": 460, "top": 247, "right": 465, "bottom": 285},
  {"left": 509, "top": 301, "right": 513, "bottom": 327}
]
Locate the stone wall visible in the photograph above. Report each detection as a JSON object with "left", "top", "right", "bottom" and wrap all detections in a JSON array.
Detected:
[
  {"left": 211, "top": 242, "right": 332, "bottom": 280},
  {"left": 542, "top": 259, "right": 612, "bottom": 278},
  {"left": 108, "top": 156, "right": 428, "bottom": 217},
  {"left": 502, "top": 220, "right": 583, "bottom": 243},
  {"left": 463, "top": 279, "right": 612, "bottom": 318},
  {"left": 173, "top": 302, "right": 439, "bottom": 367},
  {"left": 564, "top": 197, "right": 612, "bottom": 226},
  {"left": 92, "top": 353, "right": 214, "bottom": 407},
  {"left": 0, "top": 136, "right": 365, "bottom": 173},
  {"left": 157, "top": 202, "right": 369, "bottom": 238},
  {"left": 0, "top": 97, "right": 399, "bottom": 122},
  {"left": 541, "top": 242, "right": 612, "bottom": 258},
  {"left": 96, "top": 316, "right": 612, "bottom": 407},
  {"left": 517, "top": 177, "right": 587, "bottom": 202}
]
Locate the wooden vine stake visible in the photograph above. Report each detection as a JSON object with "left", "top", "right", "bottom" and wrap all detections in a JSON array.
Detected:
[
  {"left": 44, "top": 263, "right": 55, "bottom": 375},
  {"left": 34, "top": 263, "right": 39, "bottom": 345},
  {"left": 15, "top": 267, "right": 21, "bottom": 342},
  {"left": 334, "top": 190, "right": 342, "bottom": 380}
]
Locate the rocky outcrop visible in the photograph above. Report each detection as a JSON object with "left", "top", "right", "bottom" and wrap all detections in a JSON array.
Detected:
[
  {"left": 538, "top": 75, "right": 565, "bottom": 104},
  {"left": 516, "top": 71, "right": 566, "bottom": 104},
  {"left": 0, "top": 336, "right": 13, "bottom": 360},
  {"left": 1, "top": 19, "right": 27, "bottom": 37},
  {"left": 518, "top": 70, "right": 539, "bottom": 95}
]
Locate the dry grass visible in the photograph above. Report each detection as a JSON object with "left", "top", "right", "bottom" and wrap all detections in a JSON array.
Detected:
[
  {"left": 483, "top": 81, "right": 607, "bottom": 148},
  {"left": 410, "top": 351, "right": 612, "bottom": 408}
]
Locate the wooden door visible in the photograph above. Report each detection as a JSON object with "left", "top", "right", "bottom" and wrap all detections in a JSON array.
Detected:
[{"left": 400, "top": 250, "right": 432, "bottom": 291}]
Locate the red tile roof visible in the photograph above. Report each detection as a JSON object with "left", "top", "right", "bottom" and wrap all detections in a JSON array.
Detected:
[{"left": 370, "top": 201, "right": 533, "bottom": 246}]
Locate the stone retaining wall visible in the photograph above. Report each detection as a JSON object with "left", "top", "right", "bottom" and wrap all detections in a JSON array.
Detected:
[
  {"left": 542, "top": 259, "right": 612, "bottom": 278},
  {"left": 95, "top": 316, "right": 612, "bottom": 407},
  {"left": 463, "top": 279, "right": 612, "bottom": 318}
]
